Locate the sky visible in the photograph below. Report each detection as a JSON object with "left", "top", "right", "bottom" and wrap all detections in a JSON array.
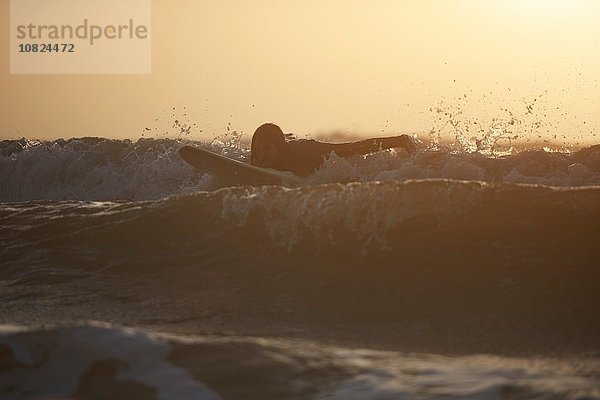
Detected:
[{"left": 1, "top": 0, "right": 599, "bottom": 146}]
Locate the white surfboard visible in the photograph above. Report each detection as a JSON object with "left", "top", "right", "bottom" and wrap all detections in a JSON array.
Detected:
[{"left": 179, "top": 145, "right": 303, "bottom": 186}]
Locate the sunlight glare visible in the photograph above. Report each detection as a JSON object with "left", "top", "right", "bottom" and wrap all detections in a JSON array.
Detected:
[{"left": 510, "top": 0, "right": 589, "bottom": 18}]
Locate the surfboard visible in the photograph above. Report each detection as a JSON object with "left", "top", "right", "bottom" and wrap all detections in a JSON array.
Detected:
[{"left": 179, "top": 145, "right": 303, "bottom": 186}]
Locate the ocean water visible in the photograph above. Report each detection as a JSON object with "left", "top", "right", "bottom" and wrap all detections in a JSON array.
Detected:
[{"left": 1, "top": 137, "right": 599, "bottom": 399}]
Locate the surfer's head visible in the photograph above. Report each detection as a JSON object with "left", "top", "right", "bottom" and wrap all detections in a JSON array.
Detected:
[{"left": 251, "top": 123, "right": 288, "bottom": 170}]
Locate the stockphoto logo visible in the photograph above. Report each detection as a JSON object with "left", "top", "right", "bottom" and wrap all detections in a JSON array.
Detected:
[{"left": 10, "top": 0, "right": 151, "bottom": 74}]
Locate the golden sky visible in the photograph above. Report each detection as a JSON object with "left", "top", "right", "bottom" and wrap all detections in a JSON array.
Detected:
[{"left": 1, "top": 0, "right": 599, "bottom": 146}]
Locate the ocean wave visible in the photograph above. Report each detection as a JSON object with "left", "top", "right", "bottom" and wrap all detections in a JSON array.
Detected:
[
  {"left": 1, "top": 137, "right": 600, "bottom": 202},
  {"left": 1, "top": 323, "right": 598, "bottom": 400},
  {"left": 1, "top": 180, "right": 599, "bottom": 356},
  {"left": 2, "top": 179, "right": 598, "bottom": 257},
  {"left": 0, "top": 137, "right": 239, "bottom": 202}
]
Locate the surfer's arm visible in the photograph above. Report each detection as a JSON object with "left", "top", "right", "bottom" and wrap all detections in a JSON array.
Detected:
[{"left": 330, "top": 135, "right": 416, "bottom": 158}]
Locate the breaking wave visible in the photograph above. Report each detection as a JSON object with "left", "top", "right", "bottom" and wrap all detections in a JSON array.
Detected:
[
  {"left": 1, "top": 137, "right": 599, "bottom": 202},
  {"left": 1, "top": 323, "right": 598, "bottom": 400}
]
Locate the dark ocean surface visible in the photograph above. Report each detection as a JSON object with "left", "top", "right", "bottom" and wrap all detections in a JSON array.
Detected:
[{"left": 1, "top": 137, "right": 599, "bottom": 399}]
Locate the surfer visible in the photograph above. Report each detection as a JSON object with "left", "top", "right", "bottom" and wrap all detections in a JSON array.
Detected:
[{"left": 251, "top": 123, "right": 417, "bottom": 176}]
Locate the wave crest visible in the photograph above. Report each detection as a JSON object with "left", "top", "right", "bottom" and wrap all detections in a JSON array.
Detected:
[{"left": 1, "top": 137, "right": 600, "bottom": 202}]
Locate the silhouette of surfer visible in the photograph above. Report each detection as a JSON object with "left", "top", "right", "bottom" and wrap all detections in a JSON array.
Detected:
[{"left": 251, "top": 123, "right": 416, "bottom": 176}]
